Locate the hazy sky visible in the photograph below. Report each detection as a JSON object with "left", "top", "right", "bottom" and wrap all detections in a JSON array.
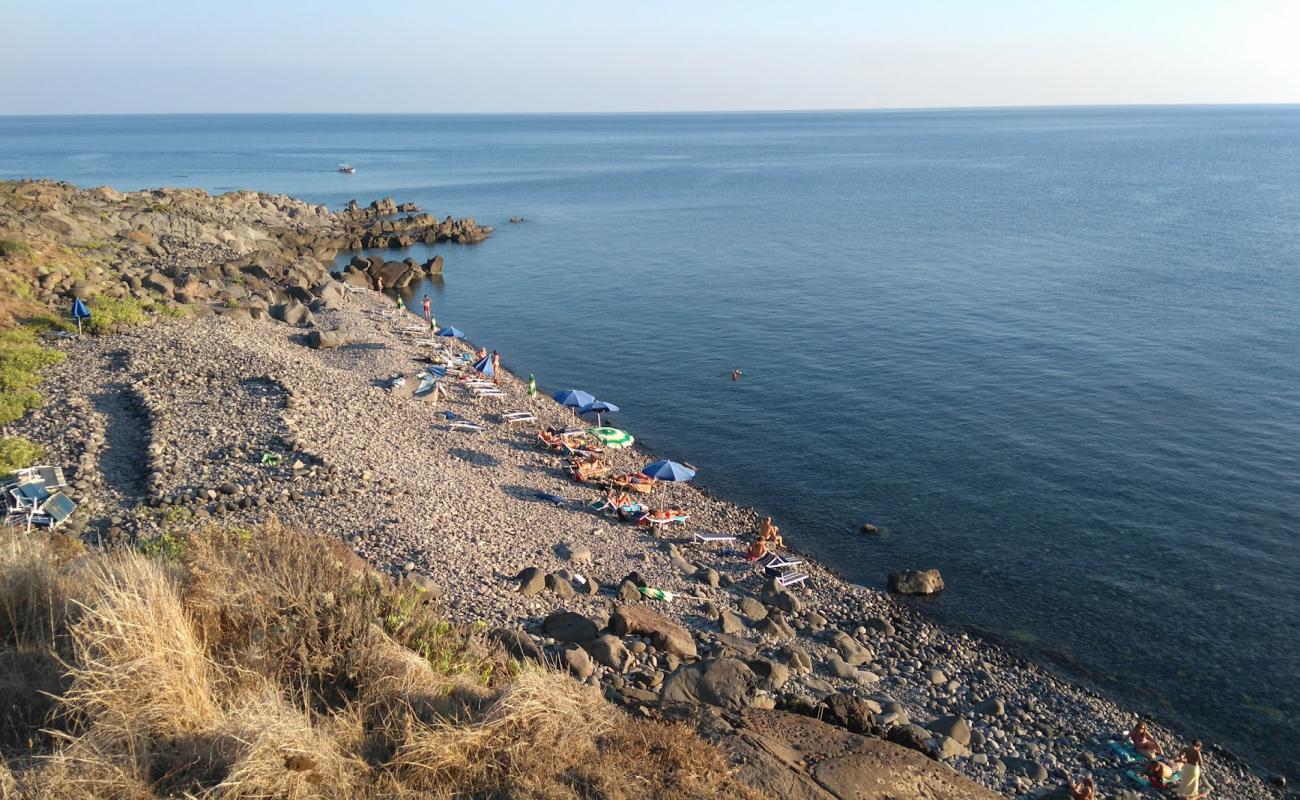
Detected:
[{"left": 4, "top": 0, "right": 1298, "bottom": 114}]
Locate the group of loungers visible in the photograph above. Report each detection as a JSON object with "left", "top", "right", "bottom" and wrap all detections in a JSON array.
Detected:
[{"left": 3, "top": 466, "right": 76, "bottom": 530}]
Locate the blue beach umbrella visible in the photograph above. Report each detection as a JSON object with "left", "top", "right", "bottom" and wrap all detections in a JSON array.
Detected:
[
  {"left": 641, "top": 460, "right": 696, "bottom": 482},
  {"left": 71, "top": 297, "right": 91, "bottom": 334},
  {"left": 553, "top": 389, "right": 596, "bottom": 409},
  {"left": 578, "top": 400, "right": 620, "bottom": 426},
  {"left": 435, "top": 326, "right": 465, "bottom": 338},
  {"left": 473, "top": 354, "right": 495, "bottom": 377}
]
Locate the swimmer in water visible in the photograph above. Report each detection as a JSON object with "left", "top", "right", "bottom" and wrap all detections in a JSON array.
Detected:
[{"left": 732, "top": 369, "right": 743, "bottom": 381}]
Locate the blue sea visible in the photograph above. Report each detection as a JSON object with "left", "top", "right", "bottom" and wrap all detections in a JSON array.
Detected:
[{"left": 3, "top": 108, "right": 1299, "bottom": 777}]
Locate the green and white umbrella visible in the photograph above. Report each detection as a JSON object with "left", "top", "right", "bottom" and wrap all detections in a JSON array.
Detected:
[{"left": 588, "top": 427, "right": 634, "bottom": 449}]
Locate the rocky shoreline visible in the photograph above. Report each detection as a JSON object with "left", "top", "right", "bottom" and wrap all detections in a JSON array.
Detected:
[{"left": 0, "top": 180, "right": 1282, "bottom": 799}]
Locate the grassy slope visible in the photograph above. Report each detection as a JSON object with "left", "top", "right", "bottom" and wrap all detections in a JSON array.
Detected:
[{"left": 0, "top": 523, "right": 758, "bottom": 800}]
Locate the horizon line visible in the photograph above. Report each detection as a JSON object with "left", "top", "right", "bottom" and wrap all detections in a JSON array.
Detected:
[{"left": 3, "top": 101, "right": 1299, "bottom": 119}]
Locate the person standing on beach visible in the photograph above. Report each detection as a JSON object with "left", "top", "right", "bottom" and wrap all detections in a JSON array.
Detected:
[
  {"left": 491, "top": 350, "right": 501, "bottom": 382},
  {"left": 376, "top": 275, "right": 384, "bottom": 294},
  {"left": 422, "top": 294, "right": 432, "bottom": 323}
]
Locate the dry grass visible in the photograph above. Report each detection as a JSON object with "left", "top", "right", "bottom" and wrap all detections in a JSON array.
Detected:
[{"left": 0, "top": 523, "right": 759, "bottom": 800}]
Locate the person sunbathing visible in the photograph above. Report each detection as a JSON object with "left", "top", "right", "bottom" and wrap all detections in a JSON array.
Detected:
[
  {"left": 1130, "top": 720, "right": 1163, "bottom": 758},
  {"left": 746, "top": 538, "right": 769, "bottom": 562},
  {"left": 1143, "top": 759, "right": 1175, "bottom": 790},
  {"left": 1068, "top": 776, "right": 1096, "bottom": 800},
  {"left": 759, "top": 516, "right": 783, "bottom": 547}
]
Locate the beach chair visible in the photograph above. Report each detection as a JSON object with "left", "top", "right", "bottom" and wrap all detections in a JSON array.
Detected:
[
  {"left": 8, "top": 482, "right": 49, "bottom": 512},
  {"left": 473, "top": 389, "right": 505, "bottom": 399},
  {"left": 28, "top": 492, "right": 76, "bottom": 529},
  {"left": 639, "top": 512, "right": 690, "bottom": 529},
  {"left": 449, "top": 421, "right": 485, "bottom": 433},
  {"left": 758, "top": 553, "right": 803, "bottom": 571},
  {"left": 776, "top": 572, "right": 808, "bottom": 589},
  {"left": 502, "top": 411, "right": 537, "bottom": 425},
  {"left": 16, "top": 465, "right": 67, "bottom": 488},
  {"left": 692, "top": 532, "right": 737, "bottom": 546},
  {"left": 464, "top": 379, "right": 495, "bottom": 389}
]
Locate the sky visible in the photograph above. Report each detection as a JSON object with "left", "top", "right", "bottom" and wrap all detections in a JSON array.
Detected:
[{"left": 3, "top": 0, "right": 1298, "bottom": 114}]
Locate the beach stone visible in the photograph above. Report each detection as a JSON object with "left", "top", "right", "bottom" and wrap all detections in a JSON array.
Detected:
[
  {"left": 759, "top": 578, "right": 801, "bottom": 614},
  {"left": 556, "top": 542, "right": 592, "bottom": 564},
  {"left": 559, "top": 643, "right": 595, "bottom": 679},
  {"left": 617, "top": 579, "right": 641, "bottom": 602},
  {"left": 544, "top": 572, "right": 575, "bottom": 598},
  {"left": 885, "top": 724, "right": 935, "bottom": 758},
  {"left": 974, "top": 696, "right": 1006, "bottom": 718},
  {"left": 403, "top": 572, "right": 445, "bottom": 600},
  {"left": 925, "top": 668, "right": 948, "bottom": 685},
  {"left": 778, "top": 643, "right": 813, "bottom": 675},
  {"left": 490, "top": 628, "right": 545, "bottom": 665},
  {"left": 574, "top": 574, "right": 599, "bottom": 595},
  {"left": 583, "top": 634, "right": 632, "bottom": 672},
  {"left": 754, "top": 610, "right": 796, "bottom": 640},
  {"left": 926, "top": 715, "right": 971, "bottom": 747},
  {"left": 738, "top": 596, "right": 768, "bottom": 621},
  {"left": 820, "top": 692, "right": 880, "bottom": 736},
  {"left": 935, "top": 735, "right": 970, "bottom": 760},
  {"left": 515, "top": 566, "right": 545, "bottom": 596},
  {"left": 609, "top": 604, "right": 697, "bottom": 660},
  {"left": 542, "top": 611, "right": 599, "bottom": 643},
  {"left": 863, "top": 616, "right": 896, "bottom": 637},
  {"left": 746, "top": 657, "right": 790, "bottom": 692},
  {"left": 832, "top": 631, "right": 874, "bottom": 665},
  {"left": 1004, "top": 757, "right": 1048, "bottom": 782},
  {"left": 659, "top": 657, "right": 758, "bottom": 712},
  {"left": 719, "top": 609, "right": 747, "bottom": 634},
  {"left": 696, "top": 566, "right": 720, "bottom": 588},
  {"left": 887, "top": 568, "right": 945, "bottom": 595},
  {"left": 306, "top": 329, "right": 346, "bottom": 349},
  {"left": 270, "top": 299, "right": 313, "bottom": 325}
]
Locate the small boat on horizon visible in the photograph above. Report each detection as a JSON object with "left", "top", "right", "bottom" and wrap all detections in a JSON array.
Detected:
[{"left": 337, "top": 163, "right": 356, "bottom": 173}]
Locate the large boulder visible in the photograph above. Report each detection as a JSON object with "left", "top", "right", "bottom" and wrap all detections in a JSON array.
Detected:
[
  {"left": 306, "top": 329, "right": 347, "bottom": 349},
  {"left": 759, "top": 578, "right": 802, "bottom": 614},
  {"left": 832, "top": 632, "right": 874, "bottom": 666},
  {"left": 582, "top": 634, "right": 632, "bottom": 672},
  {"left": 659, "top": 658, "right": 758, "bottom": 711},
  {"left": 887, "top": 569, "right": 945, "bottom": 596},
  {"left": 609, "top": 604, "right": 697, "bottom": 660},
  {"left": 490, "top": 628, "right": 544, "bottom": 665},
  {"left": 542, "top": 611, "right": 599, "bottom": 643},
  {"left": 269, "top": 299, "right": 313, "bottom": 326},
  {"left": 925, "top": 715, "right": 971, "bottom": 747}
]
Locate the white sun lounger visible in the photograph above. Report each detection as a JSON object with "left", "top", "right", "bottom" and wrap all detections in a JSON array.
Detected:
[
  {"left": 777, "top": 572, "right": 808, "bottom": 588},
  {"left": 692, "top": 532, "right": 736, "bottom": 545},
  {"left": 759, "top": 553, "right": 803, "bottom": 570},
  {"left": 473, "top": 390, "right": 505, "bottom": 399},
  {"left": 464, "top": 380, "right": 495, "bottom": 389},
  {"left": 449, "top": 421, "right": 485, "bottom": 433},
  {"left": 502, "top": 411, "right": 537, "bottom": 424}
]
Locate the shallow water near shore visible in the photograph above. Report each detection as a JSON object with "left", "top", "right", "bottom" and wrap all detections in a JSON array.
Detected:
[{"left": 4, "top": 107, "right": 1300, "bottom": 778}]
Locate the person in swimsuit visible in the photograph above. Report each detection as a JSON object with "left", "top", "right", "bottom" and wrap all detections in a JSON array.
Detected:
[
  {"left": 746, "top": 537, "right": 769, "bottom": 562},
  {"left": 1130, "top": 721, "right": 1163, "bottom": 758},
  {"left": 1068, "top": 776, "right": 1096, "bottom": 800},
  {"left": 1173, "top": 743, "right": 1207, "bottom": 799},
  {"left": 422, "top": 294, "right": 432, "bottom": 322},
  {"left": 759, "top": 516, "right": 783, "bottom": 547}
]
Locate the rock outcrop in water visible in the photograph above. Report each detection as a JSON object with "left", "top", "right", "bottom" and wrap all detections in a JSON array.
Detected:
[{"left": 0, "top": 179, "right": 490, "bottom": 326}]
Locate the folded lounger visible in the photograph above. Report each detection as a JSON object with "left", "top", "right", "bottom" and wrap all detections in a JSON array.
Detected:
[
  {"left": 692, "top": 532, "right": 737, "bottom": 545},
  {"left": 449, "top": 421, "right": 485, "bottom": 433},
  {"left": 17, "top": 465, "right": 67, "bottom": 489},
  {"left": 503, "top": 411, "right": 537, "bottom": 424},
  {"left": 29, "top": 492, "right": 76, "bottom": 529},
  {"left": 759, "top": 553, "right": 803, "bottom": 570},
  {"left": 473, "top": 389, "right": 505, "bottom": 399}
]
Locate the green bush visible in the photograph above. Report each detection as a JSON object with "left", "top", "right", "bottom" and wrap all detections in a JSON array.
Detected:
[
  {"left": 85, "top": 295, "right": 147, "bottom": 335},
  {"left": 0, "top": 328, "right": 66, "bottom": 425},
  {"left": 0, "top": 239, "right": 34, "bottom": 260},
  {"left": 0, "top": 436, "right": 45, "bottom": 474}
]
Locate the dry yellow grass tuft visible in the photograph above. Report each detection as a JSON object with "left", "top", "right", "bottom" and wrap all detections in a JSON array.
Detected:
[{"left": 0, "top": 524, "right": 759, "bottom": 800}]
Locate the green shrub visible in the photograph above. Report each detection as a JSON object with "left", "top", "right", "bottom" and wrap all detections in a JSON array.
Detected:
[
  {"left": 0, "top": 436, "right": 45, "bottom": 474},
  {"left": 85, "top": 295, "right": 147, "bottom": 335},
  {"left": 0, "top": 328, "right": 66, "bottom": 425},
  {"left": 140, "top": 531, "right": 188, "bottom": 560},
  {"left": 0, "top": 239, "right": 34, "bottom": 260}
]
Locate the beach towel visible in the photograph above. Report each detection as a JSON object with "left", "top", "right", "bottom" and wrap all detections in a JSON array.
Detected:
[
  {"left": 1110, "top": 740, "right": 1144, "bottom": 764},
  {"left": 638, "top": 586, "right": 674, "bottom": 602},
  {"left": 534, "top": 492, "right": 566, "bottom": 506}
]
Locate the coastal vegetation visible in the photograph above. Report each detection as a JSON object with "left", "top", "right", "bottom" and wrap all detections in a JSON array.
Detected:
[
  {"left": 0, "top": 436, "right": 44, "bottom": 474},
  {"left": 0, "top": 523, "right": 755, "bottom": 799},
  {"left": 0, "top": 327, "right": 66, "bottom": 425}
]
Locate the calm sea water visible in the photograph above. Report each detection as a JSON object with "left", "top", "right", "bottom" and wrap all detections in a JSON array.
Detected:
[{"left": 3, "top": 109, "right": 1299, "bottom": 776}]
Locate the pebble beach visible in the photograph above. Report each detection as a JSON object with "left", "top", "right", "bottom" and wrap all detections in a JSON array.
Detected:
[{"left": 10, "top": 287, "right": 1277, "bottom": 800}]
